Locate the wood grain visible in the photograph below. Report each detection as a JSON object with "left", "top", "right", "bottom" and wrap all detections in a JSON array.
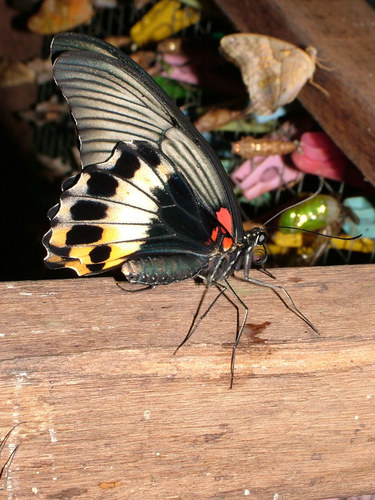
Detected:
[
  {"left": 213, "top": 0, "right": 375, "bottom": 186},
  {"left": 1, "top": 264, "right": 375, "bottom": 498}
]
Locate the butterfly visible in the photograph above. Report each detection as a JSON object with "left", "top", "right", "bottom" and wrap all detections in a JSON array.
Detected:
[
  {"left": 220, "top": 33, "right": 326, "bottom": 116},
  {"left": 43, "top": 33, "right": 315, "bottom": 386}
]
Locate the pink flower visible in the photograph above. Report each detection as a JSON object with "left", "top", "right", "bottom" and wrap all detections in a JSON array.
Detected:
[
  {"left": 292, "top": 132, "right": 347, "bottom": 180},
  {"left": 231, "top": 155, "right": 302, "bottom": 201}
]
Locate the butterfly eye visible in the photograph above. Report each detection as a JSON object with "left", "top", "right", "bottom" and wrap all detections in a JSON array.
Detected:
[{"left": 257, "top": 232, "right": 266, "bottom": 245}]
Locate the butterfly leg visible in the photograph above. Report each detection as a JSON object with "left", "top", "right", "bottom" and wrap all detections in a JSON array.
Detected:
[
  {"left": 174, "top": 284, "right": 227, "bottom": 355},
  {"left": 175, "top": 280, "right": 250, "bottom": 387},
  {"left": 116, "top": 282, "right": 155, "bottom": 293},
  {"left": 0, "top": 424, "right": 21, "bottom": 491},
  {"left": 223, "top": 279, "right": 249, "bottom": 388},
  {"left": 257, "top": 266, "right": 277, "bottom": 280},
  {"left": 243, "top": 276, "right": 319, "bottom": 334}
]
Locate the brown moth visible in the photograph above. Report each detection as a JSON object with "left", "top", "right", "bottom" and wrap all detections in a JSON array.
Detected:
[{"left": 220, "top": 33, "right": 325, "bottom": 116}]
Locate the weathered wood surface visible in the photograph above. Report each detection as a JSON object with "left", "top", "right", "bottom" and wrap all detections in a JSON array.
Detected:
[
  {"left": 214, "top": 0, "right": 375, "bottom": 186},
  {"left": 1, "top": 265, "right": 375, "bottom": 499}
]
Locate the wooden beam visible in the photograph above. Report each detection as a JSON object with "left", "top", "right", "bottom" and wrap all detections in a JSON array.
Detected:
[
  {"left": 214, "top": 0, "right": 375, "bottom": 186},
  {"left": 1, "top": 265, "right": 374, "bottom": 498}
]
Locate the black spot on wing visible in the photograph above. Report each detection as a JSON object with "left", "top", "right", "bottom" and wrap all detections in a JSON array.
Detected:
[
  {"left": 87, "top": 171, "right": 118, "bottom": 198},
  {"left": 70, "top": 200, "right": 108, "bottom": 221},
  {"left": 135, "top": 141, "right": 160, "bottom": 167},
  {"left": 87, "top": 263, "right": 106, "bottom": 273},
  {"left": 110, "top": 144, "right": 141, "bottom": 179},
  {"left": 89, "top": 245, "right": 111, "bottom": 263},
  {"left": 44, "top": 235, "right": 70, "bottom": 258},
  {"left": 50, "top": 217, "right": 60, "bottom": 228},
  {"left": 66, "top": 225, "right": 103, "bottom": 245}
]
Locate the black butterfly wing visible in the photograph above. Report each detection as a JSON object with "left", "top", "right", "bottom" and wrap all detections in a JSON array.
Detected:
[{"left": 43, "top": 33, "right": 244, "bottom": 279}]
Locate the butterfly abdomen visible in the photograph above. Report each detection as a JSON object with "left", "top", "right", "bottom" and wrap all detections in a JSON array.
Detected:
[{"left": 122, "top": 254, "right": 208, "bottom": 285}]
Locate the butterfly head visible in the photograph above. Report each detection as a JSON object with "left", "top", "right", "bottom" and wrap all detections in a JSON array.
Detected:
[
  {"left": 245, "top": 227, "right": 266, "bottom": 247},
  {"left": 241, "top": 227, "right": 268, "bottom": 269}
]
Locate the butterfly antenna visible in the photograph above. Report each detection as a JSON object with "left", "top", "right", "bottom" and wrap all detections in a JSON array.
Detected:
[
  {"left": 271, "top": 225, "right": 362, "bottom": 241},
  {"left": 264, "top": 180, "right": 362, "bottom": 241},
  {"left": 264, "top": 182, "right": 324, "bottom": 227}
]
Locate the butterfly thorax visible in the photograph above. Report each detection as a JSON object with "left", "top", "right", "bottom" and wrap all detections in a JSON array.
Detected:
[{"left": 199, "top": 227, "right": 267, "bottom": 285}]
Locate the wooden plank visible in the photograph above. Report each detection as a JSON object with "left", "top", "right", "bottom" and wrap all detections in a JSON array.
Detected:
[
  {"left": 1, "top": 264, "right": 375, "bottom": 499},
  {"left": 213, "top": 0, "right": 375, "bottom": 186}
]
